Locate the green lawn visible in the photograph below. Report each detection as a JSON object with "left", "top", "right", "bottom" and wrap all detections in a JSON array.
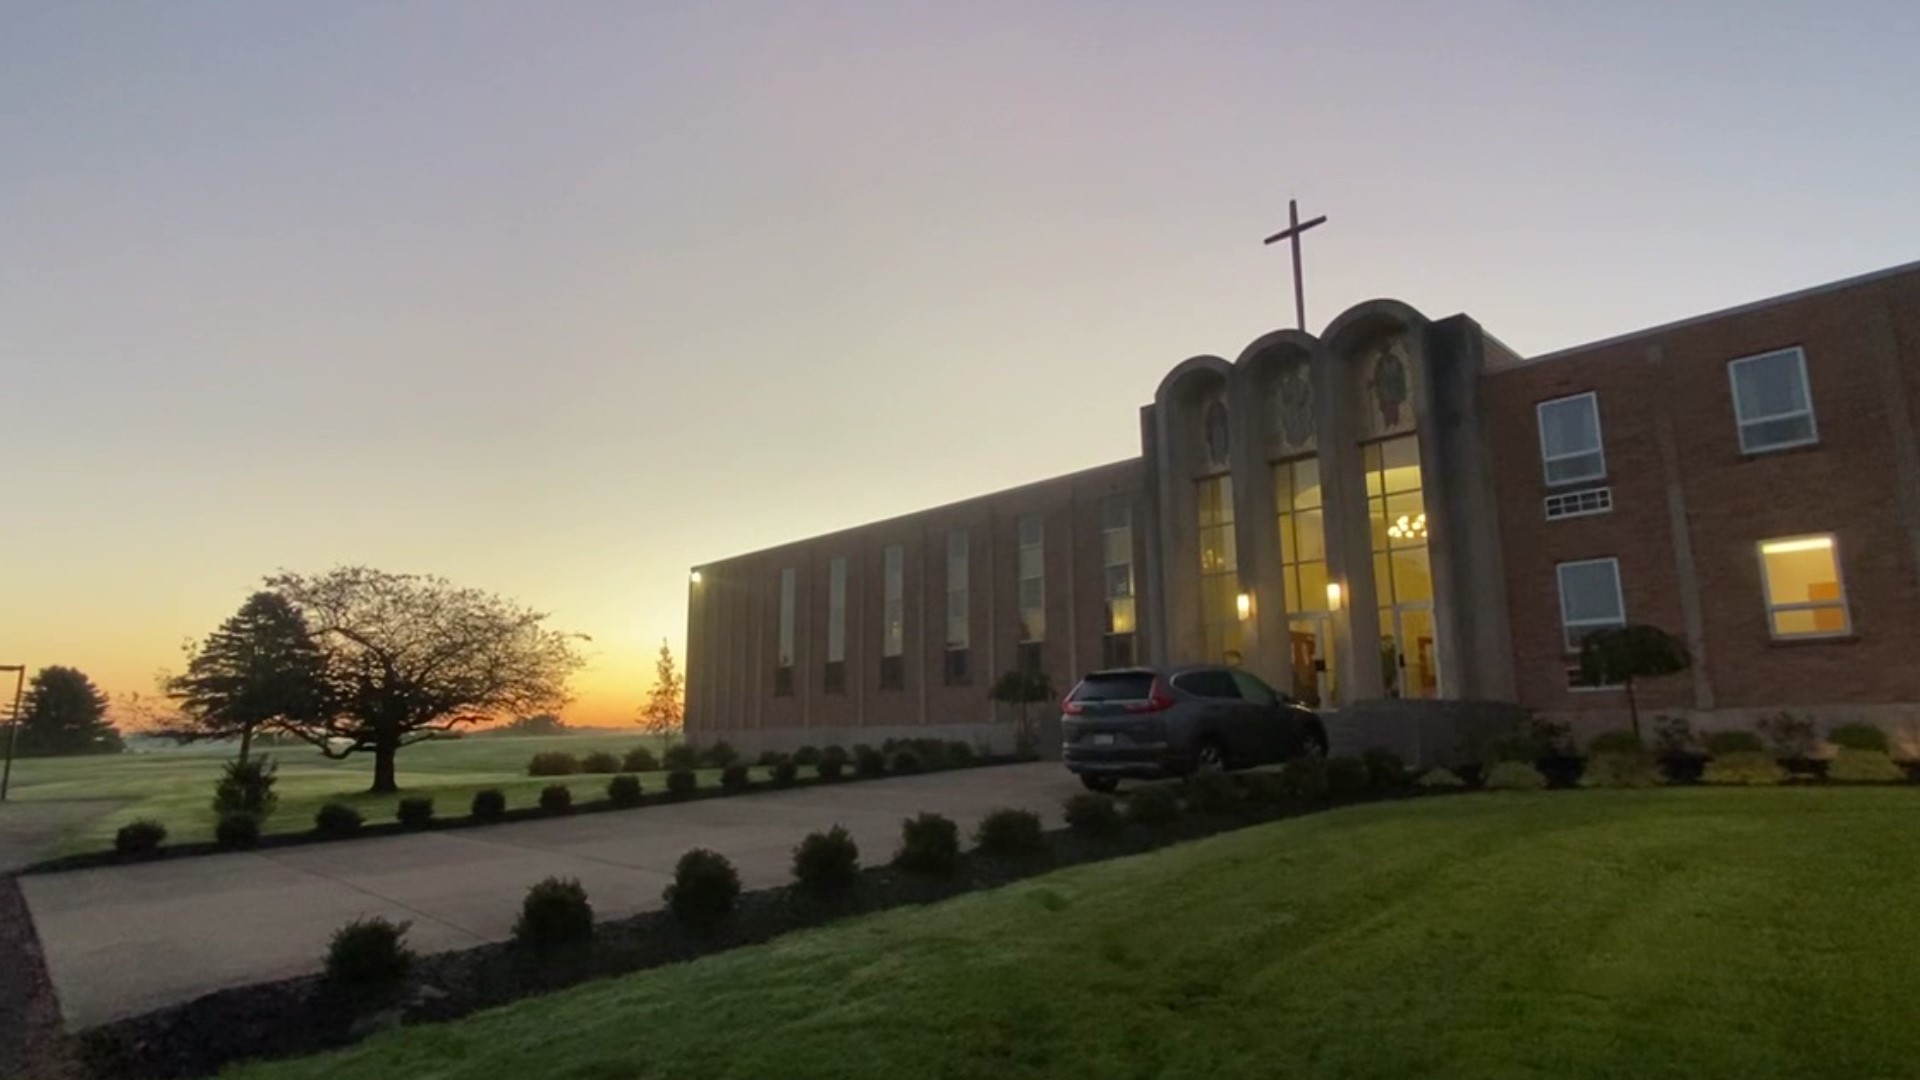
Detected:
[
  {"left": 230, "top": 787, "right": 1920, "bottom": 1080},
  {"left": 4, "top": 732, "right": 728, "bottom": 855}
]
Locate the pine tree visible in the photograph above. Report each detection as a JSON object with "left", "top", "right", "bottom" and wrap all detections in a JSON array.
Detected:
[
  {"left": 17, "top": 666, "right": 121, "bottom": 756},
  {"left": 640, "top": 641, "right": 685, "bottom": 748},
  {"left": 169, "top": 591, "right": 333, "bottom": 762}
]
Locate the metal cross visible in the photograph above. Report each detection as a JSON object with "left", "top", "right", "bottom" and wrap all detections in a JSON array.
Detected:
[{"left": 1263, "top": 198, "right": 1328, "bottom": 332}]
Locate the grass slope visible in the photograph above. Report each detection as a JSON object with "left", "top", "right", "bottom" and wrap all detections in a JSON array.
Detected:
[
  {"left": 6, "top": 734, "right": 717, "bottom": 854},
  {"left": 229, "top": 787, "right": 1920, "bottom": 1080}
]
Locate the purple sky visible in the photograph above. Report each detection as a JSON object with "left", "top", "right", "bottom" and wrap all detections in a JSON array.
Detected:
[{"left": 3, "top": 1, "right": 1917, "bottom": 722}]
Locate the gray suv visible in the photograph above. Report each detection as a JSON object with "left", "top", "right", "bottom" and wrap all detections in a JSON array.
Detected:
[{"left": 1060, "top": 665, "right": 1328, "bottom": 792}]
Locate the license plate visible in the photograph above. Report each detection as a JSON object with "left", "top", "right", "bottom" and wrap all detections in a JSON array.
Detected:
[{"left": 1092, "top": 734, "right": 1116, "bottom": 746}]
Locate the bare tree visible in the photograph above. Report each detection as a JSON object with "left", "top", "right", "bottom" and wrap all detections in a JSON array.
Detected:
[
  {"left": 270, "top": 567, "right": 585, "bottom": 793},
  {"left": 639, "top": 640, "right": 684, "bottom": 749}
]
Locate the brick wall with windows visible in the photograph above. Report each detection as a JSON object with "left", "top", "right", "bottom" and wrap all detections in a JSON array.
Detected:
[{"left": 1487, "top": 264, "right": 1920, "bottom": 726}]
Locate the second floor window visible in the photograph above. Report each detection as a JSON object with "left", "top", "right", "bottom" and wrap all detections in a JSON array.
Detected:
[
  {"left": 1556, "top": 557, "right": 1624, "bottom": 654},
  {"left": 1730, "top": 347, "right": 1818, "bottom": 454},
  {"left": 824, "top": 557, "right": 846, "bottom": 694},
  {"left": 1537, "top": 391, "right": 1605, "bottom": 486},
  {"left": 1018, "top": 514, "right": 1045, "bottom": 642},
  {"left": 775, "top": 566, "right": 796, "bottom": 696}
]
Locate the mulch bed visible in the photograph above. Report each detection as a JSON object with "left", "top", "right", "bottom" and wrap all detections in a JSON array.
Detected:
[
  {"left": 0, "top": 875, "right": 83, "bottom": 1080},
  {"left": 74, "top": 800, "right": 1332, "bottom": 1080}
]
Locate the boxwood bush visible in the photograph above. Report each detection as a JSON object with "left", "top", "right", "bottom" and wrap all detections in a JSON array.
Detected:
[
  {"left": 1827, "top": 748, "right": 1904, "bottom": 783},
  {"left": 816, "top": 757, "right": 846, "bottom": 782},
  {"left": 1063, "top": 792, "right": 1123, "bottom": 835},
  {"left": 975, "top": 807, "right": 1046, "bottom": 856},
  {"left": 720, "top": 763, "right": 751, "bottom": 792},
  {"left": 513, "top": 877, "right": 593, "bottom": 953},
  {"left": 1484, "top": 761, "right": 1549, "bottom": 791},
  {"left": 607, "top": 773, "right": 644, "bottom": 808},
  {"left": 854, "top": 744, "right": 887, "bottom": 778},
  {"left": 665, "top": 848, "right": 740, "bottom": 931},
  {"left": 703, "top": 740, "right": 740, "bottom": 769},
  {"left": 945, "top": 741, "right": 975, "bottom": 766},
  {"left": 792, "top": 825, "right": 861, "bottom": 895},
  {"left": 890, "top": 749, "right": 925, "bottom": 775},
  {"left": 894, "top": 812, "right": 960, "bottom": 876},
  {"left": 1125, "top": 784, "right": 1181, "bottom": 824},
  {"left": 1276, "top": 757, "right": 1329, "bottom": 805},
  {"left": 1360, "top": 747, "right": 1407, "bottom": 790},
  {"left": 1703, "top": 750, "right": 1787, "bottom": 785},
  {"left": 1828, "top": 723, "right": 1891, "bottom": 754},
  {"left": 114, "top": 819, "right": 167, "bottom": 857},
  {"left": 396, "top": 796, "right": 435, "bottom": 829},
  {"left": 666, "top": 768, "right": 698, "bottom": 799},
  {"left": 470, "top": 788, "right": 507, "bottom": 821},
  {"left": 325, "top": 917, "right": 413, "bottom": 1003},
  {"left": 215, "top": 812, "right": 261, "bottom": 849},
  {"left": 314, "top": 802, "right": 364, "bottom": 836},
  {"left": 1703, "top": 729, "right": 1766, "bottom": 756},
  {"left": 527, "top": 752, "right": 579, "bottom": 777},
  {"left": 1416, "top": 767, "right": 1466, "bottom": 788},
  {"left": 579, "top": 751, "right": 621, "bottom": 775},
  {"left": 1581, "top": 752, "right": 1663, "bottom": 789},
  {"left": 792, "top": 745, "right": 822, "bottom": 767},
  {"left": 662, "top": 744, "right": 701, "bottom": 771},
  {"left": 771, "top": 759, "right": 799, "bottom": 787},
  {"left": 621, "top": 746, "right": 659, "bottom": 773},
  {"left": 539, "top": 784, "right": 574, "bottom": 815}
]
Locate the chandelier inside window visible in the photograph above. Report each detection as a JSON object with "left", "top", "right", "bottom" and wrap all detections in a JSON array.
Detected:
[{"left": 1387, "top": 512, "right": 1428, "bottom": 541}]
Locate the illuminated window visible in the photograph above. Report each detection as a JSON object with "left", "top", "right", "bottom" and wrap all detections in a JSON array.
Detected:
[
  {"left": 1101, "top": 496, "right": 1136, "bottom": 667},
  {"left": 1275, "top": 458, "right": 1334, "bottom": 706},
  {"left": 880, "top": 545, "right": 904, "bottom": 690},
  {"left": 1537, "top": 392, "right": 1605, "bottom": 486},
  {"left": 824, "top": 557, "right": 846, "bottom": 694},
  {"left": 1367, "top": 435, "right": 1436, "bottom": 697},
  {"left": 1730, "top": 347, "right": 1818, "bottom": 454},
  {"left": 1557, "top": 558, "right": 1625, "bottom": 653},
  {"left": 1759, "top": 535, "right": 1849, "bottom": 638},
  {"left": 1197, "top": 475, "right": 1242, "bottom": 663},
  {"left": 1017, "top": 514, "right": 1045, "bottom": 644},
  {"left": 776, "top": 566, "right": 796, "bottom": 697},
  {"left": 945, "top": 531, "right": 969, "bottom": 684}
]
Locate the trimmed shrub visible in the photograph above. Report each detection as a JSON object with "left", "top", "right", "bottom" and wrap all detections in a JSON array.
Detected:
[
  {"left": 1587, "top": 729, "right": 1645, "bottom": 756},
  {"left": 1239, "top": 771, "right": 1288, "bottom": 808},
  {"left": 819, "top": 745, "right": 851, "bottom": 768},
  {"left": 854, "top": 744, "right": 887, "bottom": 778},
  {"left": 539, "top": 784, "right": 574, "bottom": 814},
  {"left": 1827, "top": 748, "right": 1905, "bottom": 783},
  {"left": 792, "top": 825, "right": 861, "bottom": 895},
  {"left": 666, "top": 768, "right": 698, "bottom": 799},
  {"left": 1063, "top": 793, "right": 1123, "bottom": 835},
  {"left": 975, "top": 807, "right": 1046, "bottom": 856},
  {"left": 1652, "top": 715, "right": 1697, "bottom": 755},
  {"left": 816, "top": 757, "right": 847, "bottom": 782},
  {"left": 1276, "top": 757, "right": 1330, "bottom": 805},
  {"left": 314, "top": 802, "right": 364, "bottom": 836},
  {"left": 621, "top": 746, "right": 659, "bottom": 773},
  {"left": 703, "top": 740, "right": 740, "bottom": 769},
  {"left": 792, "top": 745, "right": 823, "bottom": 767},
  {"left": 1125, "top": 784, "right": 1182, "bottom": 825},
  {"left": 756, "top": 750, "right": 784, "bottom": 768},
  {"left": 215, "top": 812, "right": 261, "bottom": 848},
  {"left": 1703, "top": 729, "right": 1766, "bottom": 756},
  {"left": 396, "top": 796, "right": 435, "bottom": 829},
  {"left": 1360, "top": 747, "right": 1407, "bottom": 790},
  {"left": 664, "top": 848, "right": 740, "bottom": 931},
  {"left": 212, "top": 755, "right": 279, "bottom": 818},
  {"left": 945, "top": 741, "right": 975, "bottom": 766},
  {"left": 1484, "top": 761, "right": 1549, "bottom": 791},
  {"left": 325, "top": 917, "right": 413, "bottom": 1002},
  {"left": 1184, "top": 771, "right": 1243, "bottom": 815},
  {"left": 662, "top": 744, "right": 701, "bottom": 771},
  {"left": 513, "top": 877, "right": 593, "bottom": 953},
  {"left": 115, "top": 819, "right": 167, "bottom": 857},
  {"left": 771, "top": 759, "right": 799, "bottom": 787},
  {"left": 580, "top": 751, "right": 621, "bottom": 775},
  {"left": 1416, "top": 767, "right": 1466, "bottom": 789},
  {"left": 1828, "top": 723, "right": 1891, "bottom": 754},
  {"left": 470, "top": 788, "right": 507, "bottom": 821},
  {"left": 607, "top": 773, "right": 644, "bottom": 808},
  {"left": 1581, "top": 752, "right": 1664, "bottom": 789},
  {"left": 895, "top": 812, "right": 960, "bottom": 876},
  {"left": 1324, "top": 757, "right": 1370, "bottom": 801},
  {"left": 1703, "top": 750, "right": 1787, "bottom": 786},
  {"left": 890, "top": 749, "right": 924, "bottom": 775},
  {"left": 1757, "top": 712, "right": 1820, "bottom": 758},
  {"left": 527, "top": 752, "right": 579, "bottom": 777},
  {"left": 720, "top": 763, "right": 751, "bottom": 792}
]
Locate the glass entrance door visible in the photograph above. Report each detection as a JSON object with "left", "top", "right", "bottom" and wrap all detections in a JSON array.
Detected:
[
  {"left": 1389, "top": 603, "right": 1440, "bottom": 699},
  {"left": 1287, "top": 615, "right": 1336, "bottom": 708}
]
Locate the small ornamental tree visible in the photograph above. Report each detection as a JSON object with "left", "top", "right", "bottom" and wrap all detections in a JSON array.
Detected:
[
  {"left": 989, "top": 669, "right": 1054, "bottom": 758},
  {"left": 1575, "top": 624, "right": 1691, "bottom": 743},
  {"left": 639, "top": 640, "right": 685, "bottom": 753}
]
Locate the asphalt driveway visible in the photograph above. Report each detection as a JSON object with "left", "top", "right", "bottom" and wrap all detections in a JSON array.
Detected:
[{"left": 21, "top": 763, "right": 1080, "bottom": 1027}]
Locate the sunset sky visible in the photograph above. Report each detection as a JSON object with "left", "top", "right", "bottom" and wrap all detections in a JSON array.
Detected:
[{"left": 3, "top": 1, "right": 1917, "bottom": 727}]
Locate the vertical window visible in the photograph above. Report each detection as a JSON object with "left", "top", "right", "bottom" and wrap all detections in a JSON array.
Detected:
[
  {"left": 880, "top": 544, "right": 905, "bottom": 689},
  {"left": 1556, "top": 558, "right": 1624, "bottom": 653},
  {"left": 1017, "top": 514, "right": 1045, "bottom": 673},
  {"left": 1101, "top": 496, "right": 1136, "bottom": 668},
  {"left": 1275, "top": 458, "right": 1334, "bottom": 706},
  {"left": 775, "top": 566, "right": 796, "bottom": 696},
  {"left": 824, "top": 557, "right": 846, "bottom": 694},
  {"left": 945, "top": 530, "right": 970, "bottom": 684},
  {"left": 1196, "top": 475, "right": 1241, "bottom": 664},
  {"left": 1537, "top": 392, "right": 1605, "bottom": 486},
  {"left": 1759, "top": 535, "right": 1849, "bottom": 638},
  {"left": 1368, "top": 435, "right": 1435, "bottom": 697},
  {"left": 1729, "top": 347, "right": 1818, "bottom": 453}
]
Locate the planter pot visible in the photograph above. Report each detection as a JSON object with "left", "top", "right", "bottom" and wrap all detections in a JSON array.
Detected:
[{"left": 1658, "top": 753, "right": 1708, "bottom": 784}]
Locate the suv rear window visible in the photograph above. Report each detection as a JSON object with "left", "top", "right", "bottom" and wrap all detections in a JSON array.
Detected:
[{"left": 1068, "top": 672, "right": 1156, "bottom": 702}]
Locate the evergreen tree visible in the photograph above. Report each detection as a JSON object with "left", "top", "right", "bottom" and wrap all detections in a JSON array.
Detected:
[
  {"left": 17, "top": 666, "right": 121, "bottom": 756},
  {"left": 170, "top": 591, "right": 333, "bottom": 761}
]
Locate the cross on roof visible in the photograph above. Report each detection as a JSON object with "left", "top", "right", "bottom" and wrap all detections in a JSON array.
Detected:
[{"left": 1263, "top": 199, "right": 1328, "bottom": 332}]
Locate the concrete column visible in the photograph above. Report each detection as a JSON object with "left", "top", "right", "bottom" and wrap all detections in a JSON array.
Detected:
[
  {"left": 1648, "top": 343, "right": 1716, "bottom": 711},
  {"left": 1230, "top": 368, "right": 1289, "bottom": 689},
  {"left": 1320, "top": 340, "right": 1384, "bottom": 702},
  {"left": 1139, "top": 404, "right": 1169, "bottom": 667}
]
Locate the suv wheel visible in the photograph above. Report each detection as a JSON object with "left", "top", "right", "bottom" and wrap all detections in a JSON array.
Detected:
[
  {"left": 1194, "top": 739, "right": 1228, "bottom": 774},
  {"left": 1302, "top": 726, "right": 1329, "bottom": 760},
  {"left": 1079, "top": 774, "right": 1119, "bottom": 794}
]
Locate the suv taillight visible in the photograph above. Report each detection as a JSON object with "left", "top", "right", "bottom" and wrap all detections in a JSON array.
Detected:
[{"left": 1061, "top": 697, "right": 1084, "bottom": 715}]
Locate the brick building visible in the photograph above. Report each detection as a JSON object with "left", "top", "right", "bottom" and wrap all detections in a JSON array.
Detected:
[{"left": 685, "top": 260, "right": 1920, "bottom": 753}]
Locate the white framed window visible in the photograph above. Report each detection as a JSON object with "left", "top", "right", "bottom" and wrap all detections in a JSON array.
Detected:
[
  {"left": 1729, "top": 347, "right": 1818, "bottom": 454},
  {"left": 882, "top": 544, "right": 905, "bottom": 658},
  {"left": 777, "top": 567, "right": 797, "bottom": 667},
  {"left": 1758, "top": 534, "right": 1849, "bottom": 638},
  {"left": 1556, "top": 557, "right": 1625, "bottom": 653},
  {"left": 1018, "top": 514, "right": 1045, "bottom": 642},
  {"left": 945, "top": 530, "right": 969, "bottom": 650},
  {"left": 826, "top": 557, "right": 847, "bottom": 663},
  {"left": 1537, "top": 392, "right": 1606, "bottom": 486}
]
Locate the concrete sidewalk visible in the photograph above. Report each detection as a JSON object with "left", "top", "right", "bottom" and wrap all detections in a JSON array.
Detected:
[{"left": 21, "top": 763, "right": 1079, "bottom": 1028}]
